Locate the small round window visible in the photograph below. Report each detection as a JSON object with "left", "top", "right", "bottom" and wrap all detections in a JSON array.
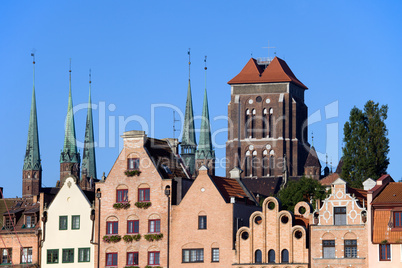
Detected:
[
  {"left": 299, "top": 206, "right": 306, "bottom": 214},
  {"left": 268, "top": 201, "right": 275, "bottom": 210},
  {"left": 254, "top": 216, "right": 262, "bottom": 225},
  {"left": 295, "top": 230, "right": 303, "bottom": 239},
  {"left": 281, "top": 215, "right": 289, "bottom": 224},
  {"left": 241, "top": 231, "right": 249, "bottom": 240},
  {"left": 256, "top": 96, "right": 262, "bottom": 102}
]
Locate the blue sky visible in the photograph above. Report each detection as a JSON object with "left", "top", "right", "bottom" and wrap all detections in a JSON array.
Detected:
[{"left": 1, "top": 1, "right": 401, "bottom": 197}]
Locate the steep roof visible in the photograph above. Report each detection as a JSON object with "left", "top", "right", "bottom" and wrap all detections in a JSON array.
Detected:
[
  {"left": 372, "top": 210, "right": 402, "bottom": 243},
  {"left": 242, "top": 176, "right": 301, "bottom": 197},
  {"left": 372, "top": 182, "right": 402, "bottom": 204},
  {"left": 304, "top": 146, "right": 321, "bottom": 168},
  {"left": 319, "top": 173, "right": 340, "bottom": 187},
  {"left": 144, "top": 138, "right": 188, "bottom": 180},
  {"left": 347, "top": 186, "right": 367, "bottom": 206},
  {"left": 195, "top": 88, "right": 214, "bottom": 160},
  {"left": 0, "top": 198, "right": 40, "bottom": 234},
  {"left": 209, "top": 175, "right": 253, "bottom": 204},
  {"left": 228, "top": 57, "right": 307, "bottom": 89},
  {"left": 335, "top": 157, "right": 343, "bottom": 174}
]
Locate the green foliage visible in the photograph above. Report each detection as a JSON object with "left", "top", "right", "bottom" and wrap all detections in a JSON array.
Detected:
[
  {"left": 342, "top": 100, "right": 389, "bottom": 188},
  {"left": 102, "top": 235, "right": 121, "bottom": 243},
  {"left": 144, "top": 233, "right": 163, "bottom": 241},
  {"left": 135, "top": 201, "right": 152, "bottom": 209},
  {"left": 113, "top": 202, "right": 130, "bottom": 209},
  {"left": 123, "top": 234, "right": 141, "bottom": 242},
  {"left": 276, "top": 176, "right": 326, "bottom": 212},
  {"left": 145, "top": 266, "right": 162, "bottom": 268},
  {"left": 124, "top": 266, "right": 139, "bottom": 268},
  {"left": 124, "top": 170, "right": 141, "bottom": 176}
]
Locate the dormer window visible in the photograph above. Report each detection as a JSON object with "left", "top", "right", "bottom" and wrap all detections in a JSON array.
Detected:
[
  {"left": 26, "top": 215, "right": 36, "bottom": 228},
  {"left": 127, "top": 158, "right": 139, "bottom": 170},
  {"left": 4, "top": 216, "right": 14, "bottom": 230}
]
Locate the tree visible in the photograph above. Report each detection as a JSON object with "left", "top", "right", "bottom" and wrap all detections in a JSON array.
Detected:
[
  {"left": 275, "top": 176, "right": 326, "bottom": 212},
  {"left": 341, "top": 100, "right": 389, "bottom": 188}
]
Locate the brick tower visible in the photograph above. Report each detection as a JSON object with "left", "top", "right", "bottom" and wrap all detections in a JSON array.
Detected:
[
  {"left": 22, "top": 54, "right": 42, "bottom": 198},
  {"left": 225, "top": 57, "right": 309, "bottom": 178},
  {"left": 60, "top": 63, "right": 80, "bottom": 185}
]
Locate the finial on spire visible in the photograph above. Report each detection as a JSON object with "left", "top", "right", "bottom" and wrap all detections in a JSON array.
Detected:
[
  {"left": 311, "top": 131, "right": 314, "bottom": 146},
  {"left": 204, "top": 55, "right": 207, "bottom": 89},
  {"left": 188, "top": 48, "right": 191, "bottom": 79},
  {"left": 89, "top": 69, "right": 92, "bottom": 84},
  {"left": 69, "top": 58, "right": 72, "bottom": 73},
  {"left": 31, "top": 51, "right": 36, "bottom": 88},
  {"left": 326, "top": 153, "right": 328, "bottom": 167}
]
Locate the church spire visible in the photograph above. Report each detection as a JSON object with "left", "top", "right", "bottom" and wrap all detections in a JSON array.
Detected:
[
  {"left": 81, "top": 70, "right": 97, "bottom": 180},
  {"left": 23, "top": 53, "right": 42, "bottom": 197},
  {"left": 196, "top": 56, "right": 215, "bottom": 175},
  {"left": 60, "top": 59, "right": 80, "bottom": 184},
  {"left": 180, "top": 49, "right": 197, "bottom": 175}
]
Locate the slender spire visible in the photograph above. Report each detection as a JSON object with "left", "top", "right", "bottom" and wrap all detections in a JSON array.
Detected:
[
  {"left": 181, "top": 49, "right": 196, "bottom": 147},
  {"left": 82, "top": 69, "right": 97, "bottom": 179},
  {"left": 61, "top": 59, "right": 79, "bottom": 163},
  {"left": 23, "top": 53, "right": 41, "bottom": 171},
  {"left": 196, "top": 56, "right": 214, "bottom": 160}
]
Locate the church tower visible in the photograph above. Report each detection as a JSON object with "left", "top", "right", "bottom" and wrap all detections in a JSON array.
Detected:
[
  {"left": 81, "top": 71, "right": 97, "bottom": 190},
  {"left": 180, "top": 51, "right": 197, "bottom": 176},
  {"left": 60, "top": 61, "right": 80, "bottom": 185},
  {"left": 226, "top": 57, "right": 309, "bottom": 178},
  {"left": 22, "top": 54, "right": 42, "bottom": 198},
  {"left": 195, "top": 58, "right": 215, "bottom": 175}
]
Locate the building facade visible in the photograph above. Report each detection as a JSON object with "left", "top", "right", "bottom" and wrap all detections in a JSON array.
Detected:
[
  {"left": 41, "top": 176, "right": 95, "bottom": 267},
  {"left": 171, "top": 166, "right": 258, "bottom": 267},
  {"left": 234, "top": 197, "right": 311, "bottom": 267},
  {"left": 95, "top": 130, "right": 190, "bottom": 268},
  {"left": 311, "top": 178, "right": 368, "bottom": 268},
  {"left": 226, "top": 57, "right": 309, "bottom": 179}
]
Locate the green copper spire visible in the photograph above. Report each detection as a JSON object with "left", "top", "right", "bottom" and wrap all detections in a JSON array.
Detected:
[
  {"left": 196, "top": 88, "right": 215, "bottom": 159},
  {"left": 180, "top": 49, "right": 197, "bottom": 175},
  {"left": 60, "top": 60, "right": 80, "bottom": 164},
  {"left": 23, "top": 54, "right": 41, "bottom": 171},
  {"left": 81, "top": 70, "right": 97, "bottom": 179}
]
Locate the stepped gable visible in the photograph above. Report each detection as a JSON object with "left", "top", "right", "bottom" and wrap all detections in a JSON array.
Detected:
[{"left": 228, "top": 56, "right": 307, "bottom": 89}]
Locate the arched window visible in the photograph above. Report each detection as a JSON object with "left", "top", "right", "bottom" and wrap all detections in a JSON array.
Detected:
[
  {"left": 262, "top": 109, "right": 267, "bottom": 137},
  {"left": 263, "top": 156, "right": 268, "bottom": 176},
  {"left": 244, "top": 156, "right": 250, "bottom": 177},
  {"left": 251, "top": 156, "right": 257, "bottom": 176},
  {"left": 255, "top": 249, "right": 262, "bottom": 263},
  {"left": 268, "top": 249, "right": 275, "bottom": 263},
  {"left": 251, "top": 109, "right": 256, "bottom": 138},
  {"left": 281, "top": 249, "right": 289, "bottom": 263},
  {"left": 245, "top": 110, "right": 250, "bottom": 138},
  {"left": 269, "top": 155, "right": 275, "bottom": 176},
  {"left": 268, "top": 108, "right": 273, "bottom": 137}
]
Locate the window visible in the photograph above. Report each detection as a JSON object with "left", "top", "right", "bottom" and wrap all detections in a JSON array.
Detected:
[
  {"left": 344, "top": 240, "right": 357, "bottom": 258},
  {"left": 127, "top": 252, "right": 138, "bottom": 265},
  {"left": 251, "top": 156, "right": 257, "bottom": 176},
  {"left": 334, "top": 207, "right": 346, "bottom": 225},
  {"left": 107, "top": 221, "right": 118, "bottom": 234},
  {"left": 244, "top": 156, "right": 250, "bottom": 176},
  {"left": 268, "top": 249, "right": 275, "bottom": 263},
  {"left": 62, "top": 248, "right": 74, "bottom": 263},
  {"left": 1, "top": 249, "right": 11, "bottom": 264},
  {"left": 78, "top": 248, "right": 90, "bottom": 262},
  {"left": 26, "top": 215, "right": 35, "bottom": 228},
  {"left": 394, "top": 212, "right": 402, "bottom": 227},
  {"left": 127, "top": 220, "right": 139, "bottom": 234},
  {"left": 72, "top": 215, "right": 80, "bottom": 230},
  {"left": 262, "top": 156, "right": 268, "bottom": 176},
  {"left": 47, "top": 249, "right": 58, "bottom": 264},
  {"left": 282, "top": 249, "right": 289, "bottom": 263},
  {"left": 269, "top": 155, "right": 274, "bottom": 176},
  {"left": 59, "top": 216, "right": 68, "bottom": 230},
  {"left": 198, "top": 215, "right": 207, "bottom": 229},
  {"left": 138, "top": 188, "right": 150, "bottom": 202},
  {"left": 379, "top": 244, "right": 391, "bottom": 261},
  {"left": 182, "top": 249, "right": 203, "bottom": 263},
  {"left": 21, "top": 247, "right": 32, "bottom": 263},
  {"left": 255, "top": 249, "right": 262, "bottom": 263},
  {"left": 149, "top": 219, "right": 160, "bottom": 233},
  {"left": 106, "top": 253, "right": 118, "bottom": 266},
  {"left": 128, "top": 158, "right": 139, "bottom": 170},
  {"left": 323, "top": 240, "right": 335, "bottom": 258},
  {"left": 4, "top": 217, "right": 13, "bottom": 230},
  {"left": 148, "top": 251, "right": 160, "bottom": 265},
  {"left": 117, "top": 189, "right": 128, "bottom": 202},
  {"left": 211, "top": 248, "right": 219, "bottom": 262}
]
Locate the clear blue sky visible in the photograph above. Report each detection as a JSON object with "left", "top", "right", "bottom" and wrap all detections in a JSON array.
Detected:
[{"left": 1, "top": 1, "right": 401, "bottom": 198}]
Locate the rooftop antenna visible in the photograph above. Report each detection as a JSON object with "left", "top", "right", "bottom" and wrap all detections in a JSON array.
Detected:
[
  {"left": 262, "top": 41, "right": 276, "bottom": 61},
  {"left": 173, "top": 111, "right": 180, "bottom": 140}
]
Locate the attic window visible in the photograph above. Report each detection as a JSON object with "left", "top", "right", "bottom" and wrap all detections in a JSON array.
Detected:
[
  {"left": 162, "top": 165, "right": 172, "bottom": 174},
  {"left": 127, "top": 158, "right": 139, "bottom": 170},
  {"left": 4, "top": 217, "right": 14, "bottom": 230},
  {"left": 26, "top": 215, "right": 36, "bottom": 228}
]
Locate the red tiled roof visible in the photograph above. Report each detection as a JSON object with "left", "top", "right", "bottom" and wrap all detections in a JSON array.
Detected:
[
  {"left": 210, "top": 175, "right": 249, "bottom": 203},
  {"left": 228, "top": 57, "right": 308, "bottom": 89},
  {"left": 347, "top": 186, "right": 367, "bottom": 206},
  {"left": 372, "top": 182, "right": 402, "bottom": 204},
  {"left": 319, "top": 173, "right": 340, "bottom": 186}
]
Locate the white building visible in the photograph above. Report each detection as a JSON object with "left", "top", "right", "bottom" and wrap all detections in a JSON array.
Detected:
[{"left": 41, "top": 176, "right": 95, "bottom": 267}]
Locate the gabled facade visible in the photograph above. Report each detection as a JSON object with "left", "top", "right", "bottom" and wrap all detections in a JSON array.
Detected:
[
  {"left": 41, "top": 176, "right": 95, "bottom": 267},
  {"left": 367, "top": 175, "right": 402, "bottom": 267},
  {"left": 171, "top": 166, "right": 259, "bottom": 267},
  {"left": 234, "top": 197, "right": 311, "bottom": 267},
  {"left": 96, "top": 130, "right": 190, "bottom": 268},
  {"left": 311, "top": 178, "right": 368, "bottom": 268}
]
